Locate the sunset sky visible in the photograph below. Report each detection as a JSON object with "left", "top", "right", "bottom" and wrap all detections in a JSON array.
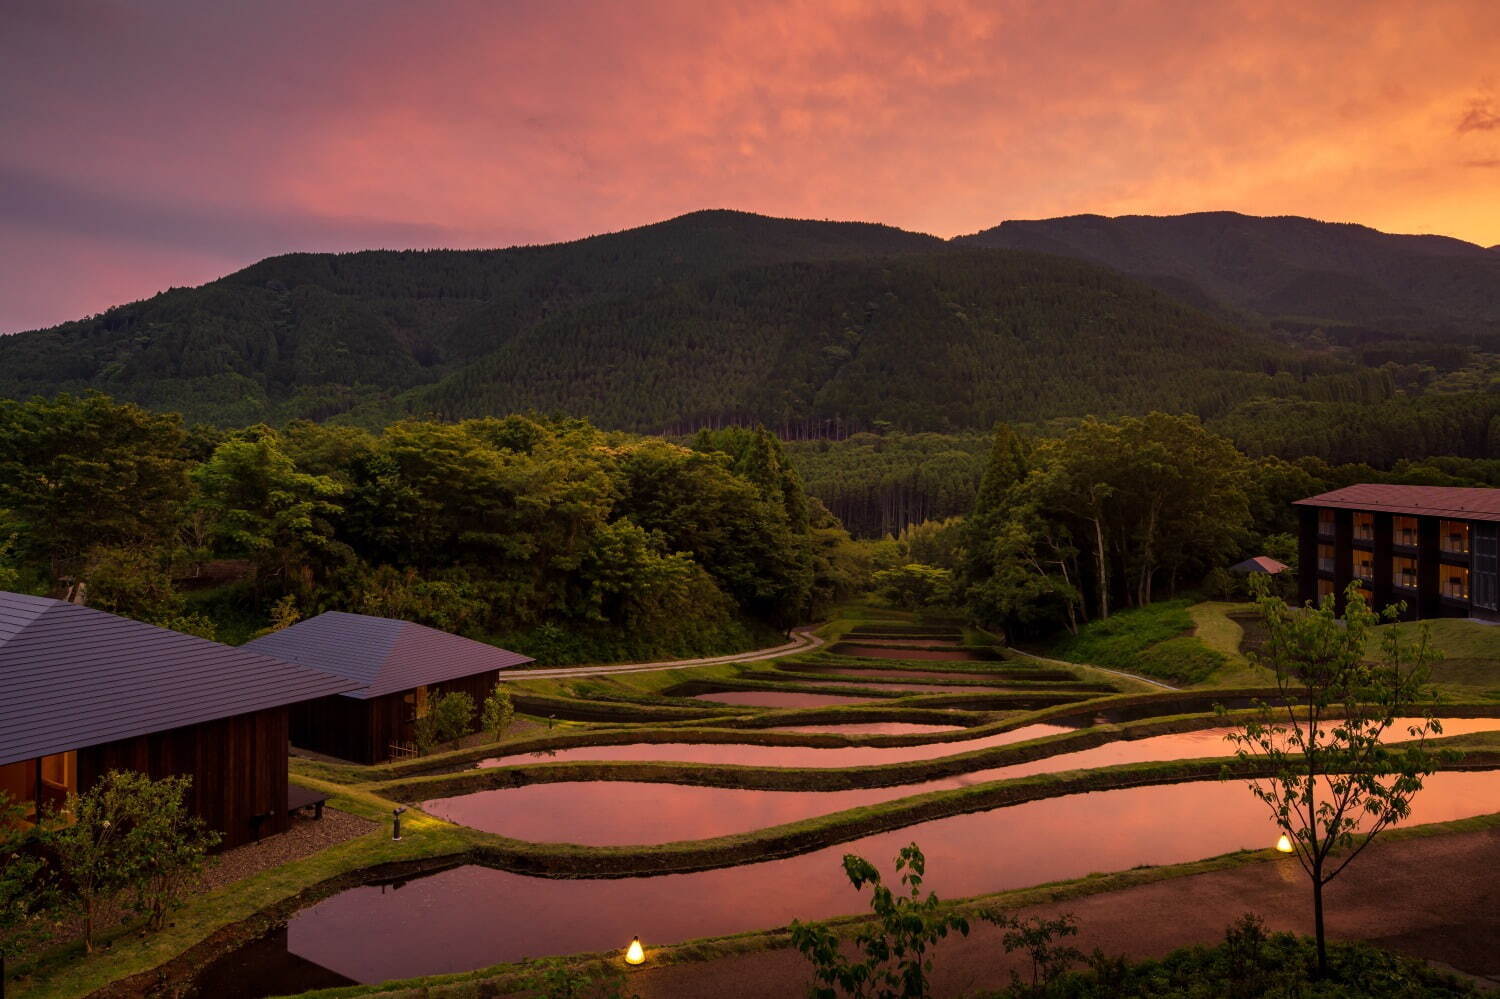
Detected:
[{"left": 3, "top": 0, "right": 1498, "bottom": 333}]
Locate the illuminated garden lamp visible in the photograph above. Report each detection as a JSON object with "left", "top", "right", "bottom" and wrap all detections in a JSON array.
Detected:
[
  {"left": 1276, "top": 833, "right": 1294, "bottom": 853},
  {"left": 625, "top": 936, "right": 646, "bottom": 965}
]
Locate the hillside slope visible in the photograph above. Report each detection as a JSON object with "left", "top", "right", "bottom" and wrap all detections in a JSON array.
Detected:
[
  {"left": 958, "top": 211, "right": 1500, "bottom": 341},
  {"left": 0, "top": 211, "right": 1316, "bottom": 431},
  {"left": 0, "top": 211, "right": 942, "bottom": 426}
]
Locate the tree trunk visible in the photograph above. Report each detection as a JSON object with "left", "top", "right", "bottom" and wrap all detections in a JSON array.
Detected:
[
  {"left": 1312, "top": 871, "right": 1328, "bottom": 977},
  {"left": 1092, "top": 517, "right": 1109, "bottom": 619}
]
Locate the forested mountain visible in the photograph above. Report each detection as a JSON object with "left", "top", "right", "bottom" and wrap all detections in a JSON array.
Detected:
[
  {"left": 0, "top": 209, "right": 1344, "bottom": 431},
  {"left": 0, "top": 211, "right": 942, "bottom": 427},
  {"left": 958, "top": 212, "right": 1500, "bottom": 342}
]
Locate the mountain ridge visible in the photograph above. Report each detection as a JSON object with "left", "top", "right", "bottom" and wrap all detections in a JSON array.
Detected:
[
  {"left": 956, "top": 210, "right": 1500, "bottom": 340},
  {"left": 0, "top": 208, "right": 1491, "bottom": 432}
]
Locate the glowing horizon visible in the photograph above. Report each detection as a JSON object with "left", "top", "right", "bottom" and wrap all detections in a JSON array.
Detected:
[{"left": 3, "top": 0, "right": 1497, "bottom": 333}]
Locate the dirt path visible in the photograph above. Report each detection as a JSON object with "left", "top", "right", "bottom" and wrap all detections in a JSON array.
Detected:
[
  {"left": 621, "top": 825, "right": 1500, "bottom": 997},
  {"left": 498, "top": 626, "right": 825, "bottom": 681}
]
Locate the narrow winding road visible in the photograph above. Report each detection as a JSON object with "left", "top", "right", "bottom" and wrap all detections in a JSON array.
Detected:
[{"left": 498, "top": 625, "right": 825, "bottom": 681}]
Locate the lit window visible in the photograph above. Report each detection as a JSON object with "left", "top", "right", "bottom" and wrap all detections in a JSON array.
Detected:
[
  {"left": 1440, "top": 520, "right": 1470, "bottom": 555},
  {"left": 1354, "top": 553, "right": 1373, "bottom": 580},
  {"left": 1318, "top": 544, "right": 1335, "bottom": 573},
  {"left": 1393, "top": 516, "right": 1419, "bottom": 547},
  {"left": 1445, "top": 567, "right": 1470, "bottom": 601},
  {"left": 1392, "top": 556, "right": 1418, "bottom": 589},
  {"left": 1354, "top": 512, "right": 1375, "bottom": 541}
]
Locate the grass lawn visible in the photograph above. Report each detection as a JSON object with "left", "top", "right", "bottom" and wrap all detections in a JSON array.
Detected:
[
  {"left": 1043, "top": 599, "right": 1256, "bottom": 688},
  {"left": 1186, "top": 601, "right": 1277, "bottom": 687},
  {"left": 1366, "top": 618, "right": 1500, "bottom": 702}
]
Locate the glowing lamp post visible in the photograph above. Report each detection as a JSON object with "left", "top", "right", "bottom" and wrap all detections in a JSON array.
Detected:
[
  {"left": 625, "top": 936, "right": 645, "bottom": 965},
  {"left": 1276, "top": 833, "right": 1294, "bottom": 853}
]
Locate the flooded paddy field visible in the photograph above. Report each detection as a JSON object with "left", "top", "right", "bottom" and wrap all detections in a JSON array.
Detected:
[
  {"left": 197, "top": 769, "right": 1500, "bottom": 995},
  {"left": 446, "top": 717, "right": 1500, "bottom": 844},
  {"left": 478, "top": 722, "right": 1083, "bottom": 768}
]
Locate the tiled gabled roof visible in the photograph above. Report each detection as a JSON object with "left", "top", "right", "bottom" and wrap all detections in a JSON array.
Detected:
[
  {"left": 1294, "top": 484, "right": 1500, "bottom": 522},
  {"left": 1230, "top": 556, "right": 1288, "bottom": 574},
  {"left": 0, "top": 591, "right": 361, "bottom": 767},
  {"left": 244, "top": 611, "right": 534, "bottom": 699}
]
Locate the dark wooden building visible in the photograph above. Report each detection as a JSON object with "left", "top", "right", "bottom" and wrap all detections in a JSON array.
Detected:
[
  {"left": 0, "top": 591, "right": 358, "bottom": 848},
  {"left": 245, "top": 612, "right": 534, "bottom": 764},
  {"left": 1295, "top": 484, "right": 1500, "bottom": 622}
]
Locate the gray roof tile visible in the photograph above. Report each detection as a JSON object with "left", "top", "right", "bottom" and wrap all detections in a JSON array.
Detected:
[
  {"left": 245, "top": 611, "right": 533, "bottom": 699},
  {"left": 0, "top": 591, "right": 361, "bottom": 766}
]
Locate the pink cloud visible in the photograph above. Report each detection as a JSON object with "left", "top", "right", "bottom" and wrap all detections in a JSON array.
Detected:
[{"left": 3, "top": 0, "right": 1499, "bottom": 332}]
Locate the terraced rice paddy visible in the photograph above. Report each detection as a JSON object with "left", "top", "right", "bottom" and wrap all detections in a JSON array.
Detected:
[
  {"left": 833, "top": 644, "right": 984, "bottom": 660},
  {"left": 202, "top": 771, "right": 1500, "bottom": 992},
  {"left": 477, "top": 722, "right": 1082, "bottom": 767},
  {"left": 688, "top": 689, "right": 883, "bottom": 707},
  {"left": 194, "top": 618, "right": 1500, "bottom": 998},
  {"left": 443, "top": 717, "right": 1499, "bottom": 843}
]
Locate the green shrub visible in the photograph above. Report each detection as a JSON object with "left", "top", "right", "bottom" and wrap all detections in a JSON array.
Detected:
[
  {"left": 415, "top": 691, "right": 477, "bottom": 754},
  {"left": 1045, "top": 599, "right": 1225, "bottom": 685},
  {"left": 978, "top": 919, "right": 1477, "bottom": 997},
  {"left": 791, "top": 843, "right": 969, "bottom": 998},
  {"left": 481, "top": 684, "right": 515, "bottom": 741}
]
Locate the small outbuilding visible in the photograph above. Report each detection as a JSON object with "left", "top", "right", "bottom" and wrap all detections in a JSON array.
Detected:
[
  {"left": 245, "top": 611, "right": 534, "bottom": 764},
  {"left": 0, "top": 591, "right": 359, "bottom": 847},
  {"left": 1229, "top": 556, "right": 1288, "bottom": 576}
]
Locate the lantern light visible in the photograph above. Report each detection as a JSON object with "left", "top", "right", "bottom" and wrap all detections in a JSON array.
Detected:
[
  {"left": 1276, "top": 834, "right": 1294, "bottom": 853},
  {"left": 625, "top": 936, "right": 645, "bottom": 965}
]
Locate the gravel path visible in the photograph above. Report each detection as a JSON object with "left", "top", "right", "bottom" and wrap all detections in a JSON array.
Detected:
[{"left": 202, "top": 807, "right": 375, "bottom": 892}]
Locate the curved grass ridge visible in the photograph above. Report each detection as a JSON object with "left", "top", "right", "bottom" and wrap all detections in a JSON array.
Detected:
[
  {"left": 418, "top": 747, "right": 1500, "bottom": 879},
  {"left": 376, "top": 709, "right": 1500, "bottom": 800},
  {"left": 347, "top": 687, "right": 1500, "bottom": 780},
  {"left": 758, "top": 667, "right": 1113, "bottom": 692},
  {"left": 664, "top": 677, "right": 1097, "bottom": 709},
  {"left": 774, "top": 659, "right": 1084, "bottom": 681}
]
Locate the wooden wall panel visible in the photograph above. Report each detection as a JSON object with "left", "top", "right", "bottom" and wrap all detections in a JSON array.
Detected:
[
  {"left": 289, "top": 669, "right": 505, "bottom": 764},
  {"left": 75, "top": 707, "right": 290, "bottom": 849}
]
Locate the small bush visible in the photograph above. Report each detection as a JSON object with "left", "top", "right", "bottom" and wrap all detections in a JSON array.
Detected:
[
  {"left": 481, "top": 684, "right": 515, "bottom": 741},
  {"left": 972, "top": 915, "right": 1476, "bottom": 998},
  {"left": 415, "top": 690, "right": 477, "bottom": 754}
]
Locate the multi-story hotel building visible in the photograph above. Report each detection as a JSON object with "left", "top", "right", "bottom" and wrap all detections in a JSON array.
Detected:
[{"left": 1295, "top": 484, "right": 1500, "bottom": 620}]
